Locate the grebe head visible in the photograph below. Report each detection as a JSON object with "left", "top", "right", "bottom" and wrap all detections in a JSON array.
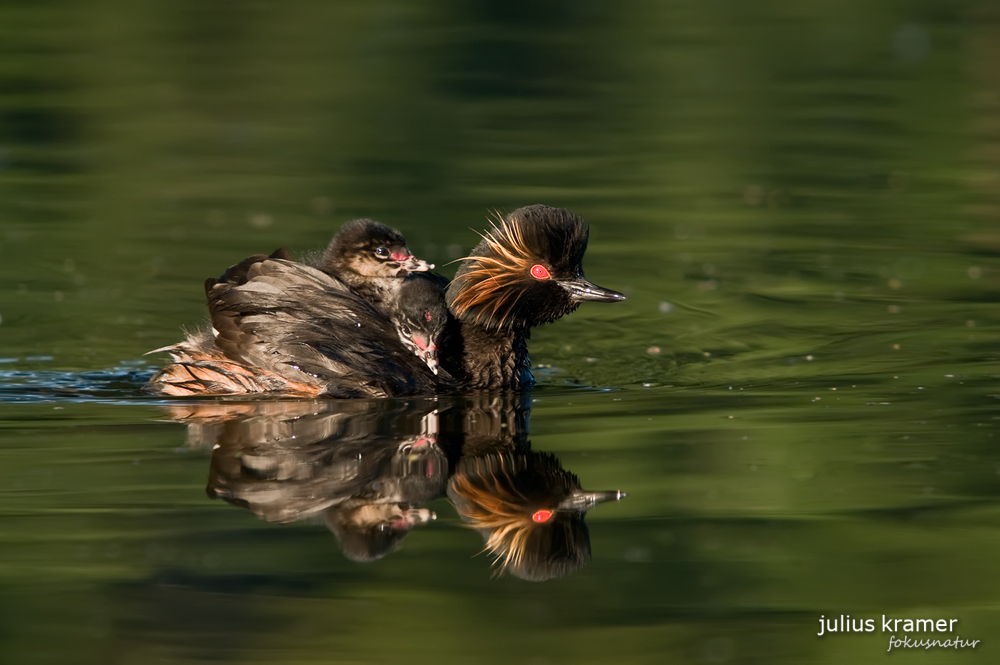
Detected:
[
  {"left": 446, "top": 205, "right": 625, "bottom": 332},
  {"left": 392, "top": 276, "right": 449, "bottom": 375},
  {"left": 321, "top": 218, "right": 433, "bottom": 280}
]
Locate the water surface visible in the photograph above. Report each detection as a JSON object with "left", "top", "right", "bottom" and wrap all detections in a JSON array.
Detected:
[{"left": 2, "top": 1, "right": 999, "bottom": 663}]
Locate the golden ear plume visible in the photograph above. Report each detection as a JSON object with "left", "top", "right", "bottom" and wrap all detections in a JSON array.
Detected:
[{"left": 450, "top": 211, "right": 536, "bottom": 329}]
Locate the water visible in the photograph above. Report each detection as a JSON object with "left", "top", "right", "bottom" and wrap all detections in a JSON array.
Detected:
[{"left": 2, "top": 1, "right": 999, "bottom": 662}]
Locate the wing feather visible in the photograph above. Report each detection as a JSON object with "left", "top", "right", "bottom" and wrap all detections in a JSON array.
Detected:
[{"left": 206, "top": 258, "right": 441, "bottom": 397}]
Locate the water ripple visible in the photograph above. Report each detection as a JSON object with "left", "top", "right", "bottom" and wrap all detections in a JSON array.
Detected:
[{"left": 0, "top": 366, "right": 156, "bottom": 403}]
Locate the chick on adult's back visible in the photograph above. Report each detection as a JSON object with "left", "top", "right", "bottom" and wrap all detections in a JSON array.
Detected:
[
  {"left": 319, "top": 218, "right": 433, "bottom": 308},
  {"left": 146, "top": 252, "right": 440, "bottom": 398}
]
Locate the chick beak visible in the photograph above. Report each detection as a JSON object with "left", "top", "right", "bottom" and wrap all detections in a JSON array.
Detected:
[
  {"left": 410, "top": 334, "right": 439, "bottom": 375},
  {"left": 392, "top": 251, "right": 434, "bottom": 274},
  {"left": 423, "top": 343, "right": 439, "bottom": 375},
  {"left": 560, "top": 276, "right": 626, "bottom": 303}
]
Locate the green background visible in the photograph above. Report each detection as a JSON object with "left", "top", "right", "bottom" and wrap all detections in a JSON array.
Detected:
[{"left": 1, "top": 1, "right": 999, "bottom": 663}]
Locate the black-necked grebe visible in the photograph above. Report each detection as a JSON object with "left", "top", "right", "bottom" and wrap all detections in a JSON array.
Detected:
[
  {"left": 443, "top": 204, "right": 625, "bottom": 390},
  {"left": 145, "top": 205, "right": 624, "bottom": 396}
]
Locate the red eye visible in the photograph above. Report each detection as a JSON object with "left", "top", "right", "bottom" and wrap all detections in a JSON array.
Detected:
[
  {"left": 424, "top": 309, "right": 433, "bottom": 322},
  {"left": 530, "top": 264, "right": 550, "bottom": 280},
  {"left": 531, "top": 509, "right": 553, "bottom": 523}
]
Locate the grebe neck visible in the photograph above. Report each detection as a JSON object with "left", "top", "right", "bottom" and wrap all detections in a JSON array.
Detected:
[{"left": 456, "top": 323, "right": 533, "bottom": 390}]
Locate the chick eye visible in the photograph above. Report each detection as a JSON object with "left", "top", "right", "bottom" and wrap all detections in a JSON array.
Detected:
[
  {"left": 530, "top": 264, "right": 551, "bottom": 280},
  {"left": 401, "top": 325, "right": 412, "bottom": 336},
  {"left": 375, "top": 247, "right": 390, "bottom": 258}
]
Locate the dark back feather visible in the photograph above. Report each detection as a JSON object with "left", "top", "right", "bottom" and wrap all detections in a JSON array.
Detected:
[{"left": 206, "top": 258, "right": 441, "bottom": 398}]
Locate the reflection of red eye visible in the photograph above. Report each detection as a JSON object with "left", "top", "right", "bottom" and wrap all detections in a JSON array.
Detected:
[
  {"left": 530, "top": 264, "right": 550, "bottom": 280},
  {"left": 424, "top": 309, "right": 432, "bottom": 322},
  {"left": 531, "top": 509, "right": 553, "bottom": 523}
]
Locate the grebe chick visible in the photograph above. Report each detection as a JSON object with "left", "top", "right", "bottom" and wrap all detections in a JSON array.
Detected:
[
  {"left": 389, "top": 275, "right": 450, "bottom": 375},
  {"left": 443, "top": 204, "right": 625, "bottom": 390},
  {"left": 320, "top": 218, "right": 446, "bottom": 371},
  {"left": 319, "top": 218, "right": 434, "bottom": 308}
]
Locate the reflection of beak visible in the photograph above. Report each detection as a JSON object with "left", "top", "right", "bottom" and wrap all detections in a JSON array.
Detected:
[
  {"left": 390, "top": 507, "right": 436, "bottom": 531},
  {"left": 560, "top": 277, "right": 626, "bottom": 303},
  {"left": 396, "top": 255, "right": 435, "bottom": 274},
  {"left": 557, "top": 489, "right": 627, "bottom": 512},
  {"left": 406, "top": 507, "right": 436, "bottom": 525}
]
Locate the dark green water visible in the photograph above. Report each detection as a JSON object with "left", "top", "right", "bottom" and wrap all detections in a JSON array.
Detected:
[{"left": 2, "top": 1, "right": 1000, "bottom": 663}]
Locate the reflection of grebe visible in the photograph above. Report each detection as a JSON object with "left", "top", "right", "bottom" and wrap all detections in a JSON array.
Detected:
[
  {"left": 145, "top": 205, "right": 624, "bottom": 397},
  {"left": 448, "top": 451, "right": 624, "bottom": 581},
  {"left": 164, "top": 395, "right": 626, "bottom": 577},
  {"left": 325, "top": 417, "right": 443, "bottom": 562},
  {"left": 199, "top": 404, "right": 450, "bottom": 562},
  {"left": 325, "top": 500, "right": 435, "bottom": 563}
]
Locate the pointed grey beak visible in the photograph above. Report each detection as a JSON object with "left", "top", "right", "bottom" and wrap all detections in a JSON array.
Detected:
[
  {"left": 561, "top": 277, "right": 626, "bottom": 303},
  {"left": 557, "top": 489, "right": 627, "bottom": 512}
]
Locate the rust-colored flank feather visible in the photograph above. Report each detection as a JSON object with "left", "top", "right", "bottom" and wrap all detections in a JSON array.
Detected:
[
  {"left": 147, "top": 342, "right": 324, "bottom": 397},
  {"left": 450, "top": 211, "right": 536, "bottom": 330}
]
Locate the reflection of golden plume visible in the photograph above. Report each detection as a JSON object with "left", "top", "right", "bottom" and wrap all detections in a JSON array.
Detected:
[
  {"left": 448, "top": 456, "right": 539, "bottom": 574},
  {"left": 446, "top": 451, "right": 614, "bottom": 581},
  {"left": 450, "top": 211, "right": 536, "bottom": 330}
]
